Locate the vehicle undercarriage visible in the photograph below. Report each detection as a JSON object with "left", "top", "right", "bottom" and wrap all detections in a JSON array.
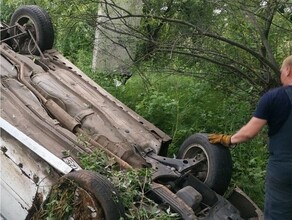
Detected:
[{"left": 0, "top": 5, "right": 263, "bottom": 220}]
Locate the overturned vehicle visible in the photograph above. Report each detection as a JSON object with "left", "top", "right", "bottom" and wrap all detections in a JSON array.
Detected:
[{"left": 0, "top": 5, "right": 263, "bottom": 220}]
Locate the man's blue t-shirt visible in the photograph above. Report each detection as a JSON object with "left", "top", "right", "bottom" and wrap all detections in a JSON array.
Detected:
[{"left": 253, "top": 86, "right": 292, "bottom": 136}]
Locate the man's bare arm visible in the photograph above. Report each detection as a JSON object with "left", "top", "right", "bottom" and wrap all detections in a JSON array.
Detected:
[{"left": 231, "top": 117, "right": 267, "bottom": 144}]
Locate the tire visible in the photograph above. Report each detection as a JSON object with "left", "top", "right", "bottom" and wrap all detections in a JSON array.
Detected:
[
  {"left": 45, "top": 170, "right": 125, "bottom": 220},
  {"left": 177, "top": 133, "right": 232, "bottom": 195},
  {"left": 9, "top": 5, "right": 54, "bottom": 54}
]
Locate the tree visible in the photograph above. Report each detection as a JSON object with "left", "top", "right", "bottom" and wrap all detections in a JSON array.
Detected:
[
  {"left": 93, "top": 0, "right": 292, "bottom": 96},
  {"left": 92, "top": 0, "right": 143, "bottom": 74},
  {"left": 3, "top": 0, "right": 291, "bottom": 96}
]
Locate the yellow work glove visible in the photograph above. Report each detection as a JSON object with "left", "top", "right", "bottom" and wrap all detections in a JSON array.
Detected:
[{"left": 208, "top": 134, "right": 232, "bottom": 147}]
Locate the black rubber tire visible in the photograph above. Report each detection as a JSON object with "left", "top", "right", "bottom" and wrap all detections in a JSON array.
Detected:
[
  {"left": 177, "top": 133, "right": 232, "bottom": 195},
  {"left": 54, "top": 170, "right": 125, "bottom": 220},
  {"left": 9, "top": 5, "right": 54, "bottom": 54}
]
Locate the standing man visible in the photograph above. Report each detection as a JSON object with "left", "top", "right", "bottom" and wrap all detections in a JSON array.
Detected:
[{"left": 208, "top": 55, "right": 292, "bottom": 220}]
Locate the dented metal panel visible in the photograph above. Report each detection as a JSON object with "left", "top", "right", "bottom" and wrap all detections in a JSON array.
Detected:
[
  {"left": 0, "top": 129, "right": 60, "bottom": 219},
  {"left": 1, "top": 152, "right": 34, "bottom": 220}
]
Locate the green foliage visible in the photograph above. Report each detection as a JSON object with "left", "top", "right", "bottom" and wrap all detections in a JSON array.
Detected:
[
  {"left": 231, "top": 135, "right": 268, "bottom": 209},
  {"left": 134, "top": 0, "right": 292, "bottom": 94},
  {"left": 79, "top": 150, "right": 180, "bottom": 220},
  {"left": 135, "top": 89, "right": 178, "bottom": 132},
  {"left": 137, "top": 0, "right": 212, "bottom": 61},
  {"left": 42, "top": 0, "right": 97, "bottom": 62},
  {"left": 0, "top": 0, "right": 15, "bottom": 21},
  {"left": 36, "top": 180, "right": 76, "bottom": 219},
  {"left": 105, "top": 71, "right": 252, "bottom": 153}
]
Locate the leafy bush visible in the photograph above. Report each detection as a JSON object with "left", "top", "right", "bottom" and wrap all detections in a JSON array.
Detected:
[
  {"left": 79, "top": 150, "right": 180, "bottom": 220},
  {"left": 231, "top": 135, "right": 268, "bottom": 209}
]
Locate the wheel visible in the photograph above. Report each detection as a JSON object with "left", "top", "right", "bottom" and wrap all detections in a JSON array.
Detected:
[
  {"left": 42, "top": 170, "right": 125, "bottom": 220},
  {"left": 9, "top": 5, "right": 54, "bottom": 54},
  {"left": 177, "top": 133, "right": 232, "bottom": 195}
]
